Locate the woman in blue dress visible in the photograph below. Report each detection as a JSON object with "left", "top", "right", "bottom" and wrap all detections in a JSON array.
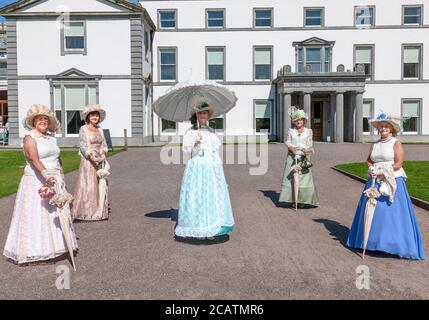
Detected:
[
  {"left": 175, "top": 99, "right": 234, "bottom": 240},
  {"left": 347, "top": 112, "right": 425, "bottom": 260}
]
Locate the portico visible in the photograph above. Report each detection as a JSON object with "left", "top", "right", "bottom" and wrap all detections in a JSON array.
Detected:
[{"left": 274, "top": 65, "right": 367, "bottom": 143}]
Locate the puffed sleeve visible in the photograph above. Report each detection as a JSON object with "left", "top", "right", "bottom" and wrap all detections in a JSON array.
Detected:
[
  {"left": 182, "top": 128, "right": 201, "bottom": 157},
  {"left": 79, "top": 126, "right": 90, "bottom": 158},
  {"left": 99, "top": 128, "right": 108, "bottom": 154},
  {"left": 285, "top": 128, "right": 294, "bottom": 147}
]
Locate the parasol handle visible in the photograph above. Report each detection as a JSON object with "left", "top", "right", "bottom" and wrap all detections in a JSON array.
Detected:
[{"left": 371, "top": 178, "right": 376, "bottom": 188}]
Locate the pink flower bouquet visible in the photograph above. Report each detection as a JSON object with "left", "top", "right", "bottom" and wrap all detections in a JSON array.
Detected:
[{"left": 38, "top": 185, "right": 56, "bottom": 199}]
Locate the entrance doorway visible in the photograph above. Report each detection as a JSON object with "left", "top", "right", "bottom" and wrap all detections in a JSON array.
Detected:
[{"left": 311, "top": 101, "right": 323, "bottom": 141}]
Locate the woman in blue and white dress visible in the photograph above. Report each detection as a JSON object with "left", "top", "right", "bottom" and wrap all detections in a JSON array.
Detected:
[
  {"left": 175, "top": 100, "right": 234, "bottom": 240},
  {"left": 347, "top": 113, "right": 425, "bottom": 260}
]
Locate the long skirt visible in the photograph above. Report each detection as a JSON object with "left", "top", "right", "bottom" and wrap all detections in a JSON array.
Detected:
[
  {"left": 3, "top": 173, "right": 78, "bottom": 264},
  {"left": 72, "top": 157, "right": 108, "bottom": 221},
  {"left": 347, "top": 177, "right": 425, "bottom": 260},
  {"left": 175, "top": 151, "right": 234, "bottom": 238},
  {"left": 279, "top": 153, "right": 319, "bottom": 206}
]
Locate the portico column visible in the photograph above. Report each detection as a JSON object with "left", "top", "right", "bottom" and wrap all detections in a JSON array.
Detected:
[
  {"left": 283, "top": 93, "right": 292, "bottom": 142},
  {"left": 303, "top": 91, "right": 312, "bottom": 128},
  {"left": 329, "top": 93, "right": 336, "bottom": 142},
  {"left": 335, "top": 91, "right": 344, "bottom": 143},
  {"left": 355, "top": 91, "right": 364, "bottom": 143}
]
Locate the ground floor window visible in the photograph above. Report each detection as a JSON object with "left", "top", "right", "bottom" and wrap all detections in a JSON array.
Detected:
[
  {"left": 402, "top": 99, "right": 421, "bottom": 134},
  {"left": 53, "top": 83, "right": 98, "bottom": 136},
  {"left": 255, "top": 100, "right": 272, "bottom": 134}
]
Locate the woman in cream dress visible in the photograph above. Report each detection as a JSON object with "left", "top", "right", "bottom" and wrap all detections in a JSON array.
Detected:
[{"left": 3, "top": 104, "right": 78, "bottom": 265}]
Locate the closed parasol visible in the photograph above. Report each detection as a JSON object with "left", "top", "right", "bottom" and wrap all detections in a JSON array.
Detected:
[{"left": 362, "top": 178, "right": 381, "bottom": 259}]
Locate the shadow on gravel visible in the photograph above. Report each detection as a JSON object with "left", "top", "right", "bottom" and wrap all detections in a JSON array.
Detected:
[
  {"left": 174, "top": 235, "right": 230, "bottom": 246},
  {"left": 313, "top": 218, "right": 402, "bottom": 259},
  {"left": 145, "top": 208, "right": 178, "bottom": 222},
  {"left": 260, "top": 190, "right": 317, "bottom": 209}
]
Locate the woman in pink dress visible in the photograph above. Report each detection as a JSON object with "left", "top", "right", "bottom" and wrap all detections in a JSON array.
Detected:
[
  {"left": 72, "top": 105, "right": 109, "bottom": 221},
  {"left": 3, "top": 104, "right": 78, "bottom": 265}
]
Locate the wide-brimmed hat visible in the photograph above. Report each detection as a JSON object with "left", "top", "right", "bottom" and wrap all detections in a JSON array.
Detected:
[
  {"left": 369, "top": 112, "right": 401, "bottom": 134},
  {"left": 288, "top": 106, "right": 308, "bottom": 122},
  {"left": 190, "top": 96, "right": 215, "bottom": 119},
  {"left": 81, "top": 105, "right": 106, "bottom": 123},
  {"left": 23, "top": 104, "right": 60, "bottom": 133}
]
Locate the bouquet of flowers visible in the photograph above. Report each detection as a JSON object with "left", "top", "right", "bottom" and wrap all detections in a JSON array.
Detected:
[
  {"left": 38, "top": 185, "right": 56, "bottom": 199},
  {"left": 295, "top": 147, "right": 314, "bottom": 169}
]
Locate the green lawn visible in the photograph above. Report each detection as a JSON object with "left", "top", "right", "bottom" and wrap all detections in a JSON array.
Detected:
[
  {"left": 0, "top": 149, "right": 122, "bottom": 198},
  {"left": 335, "top": 161, "right": 429, "bottom": 202}
]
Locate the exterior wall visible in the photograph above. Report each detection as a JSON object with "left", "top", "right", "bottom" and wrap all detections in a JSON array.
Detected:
[
  {"left": 144, "top": 0, "right": 429, "bottom": 141},
  {"left": 16, "top": 19, "right": 131, "bottom": 75}
]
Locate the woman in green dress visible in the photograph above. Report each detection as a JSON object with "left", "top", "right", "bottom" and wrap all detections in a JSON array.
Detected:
[{"left": 279, "top": 107, "right": 319, "bottom": 208}]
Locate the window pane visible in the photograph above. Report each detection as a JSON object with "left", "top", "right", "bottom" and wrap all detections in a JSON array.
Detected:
[
  {"left": 404, "top": 7, "right": 420, "bottom": 15},
  {"left": 208, "top": 19, "right": 224, "bottom": 27},
  {"left": 255, "top": 48, "right": 271, "bottom": 64},
  {"left": 306, "top": 9, "right": 322, "bottom": 18},
  {"left": 404, "top": 47, "right": 420, "bottom": 63},
  {"left": 403, "top": 101, "right": 419, "bottom": 117},
  {"left": 208, "top": 11, "right": 223, "bottom": 19},
  {"left": 298, "top": 48, "right": 303, "bottom": 62},
  {"left": 65, "top": 37, "right": 84, "bottom": 49},
  {"left": 403, "top": 118, "right": 417, "bottom": 132},
  {"left": 209, "top": 117, "right": 224, "bottom": 130},
  {"left": 160, "top": 12, "right": 175, "bottom": 20},
  {"left": 306, "top": 48, "right": 321, "bottom": 62},
  {"left": 363, "top": 118, "right": 370, "bottom": 133},
  {"left": 65, "top": 22, "right": 84, "bottom": 36},
  {"left": 160, "top": 50, "right": 176, "bottom": 64},
  {"left": 362, "top": 102, "right": 372, "bottom": 118},
  {"left": 256, "top": 118, "right": 270, "bottom": 132},
  {"left": 307, "top": 63, "right": 321, "bottom": 72},
  {"left": 404, "top": 63, "right": 418, "bottom": 78},
  {"left": 65, "top": 86, "right": 86, "bottom": 110},
  {"left": 161, "top": 66, "right": 176, "bottom": 80},
  {"left": 208, "top": 65, "right": 224, "bottom": 80},
  {"left": 162, "top": 119, "right": 176, "bottom": 132},
  {"left": 355, "top": 47, "right": 372, "bottom": 63},
  {"left": 306, "top": 18, "right": 321, "bottom": 26},
  {"left": 66, "top": 111, "right": 82, "bottom": 134},
  {"left": 298, "top": 62, "right": 304, "bottom": 72},
  {"left": 355, "top": 7, "right": 373, "bottom": 25},
  {"left": 55, "top": 111, "right": 62, "bottom": 124},
  {"left": 255, "top": 102, "right": 271, "bottom": 118},
  {"left": 256, "top": 10, "right": 271, "bottom": 18},
  {"left": 255, "top": 65, "right": 271, "bottom": 79},
  {"left": 207, "top": 49, "right": 224, "bottom": 65}
]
